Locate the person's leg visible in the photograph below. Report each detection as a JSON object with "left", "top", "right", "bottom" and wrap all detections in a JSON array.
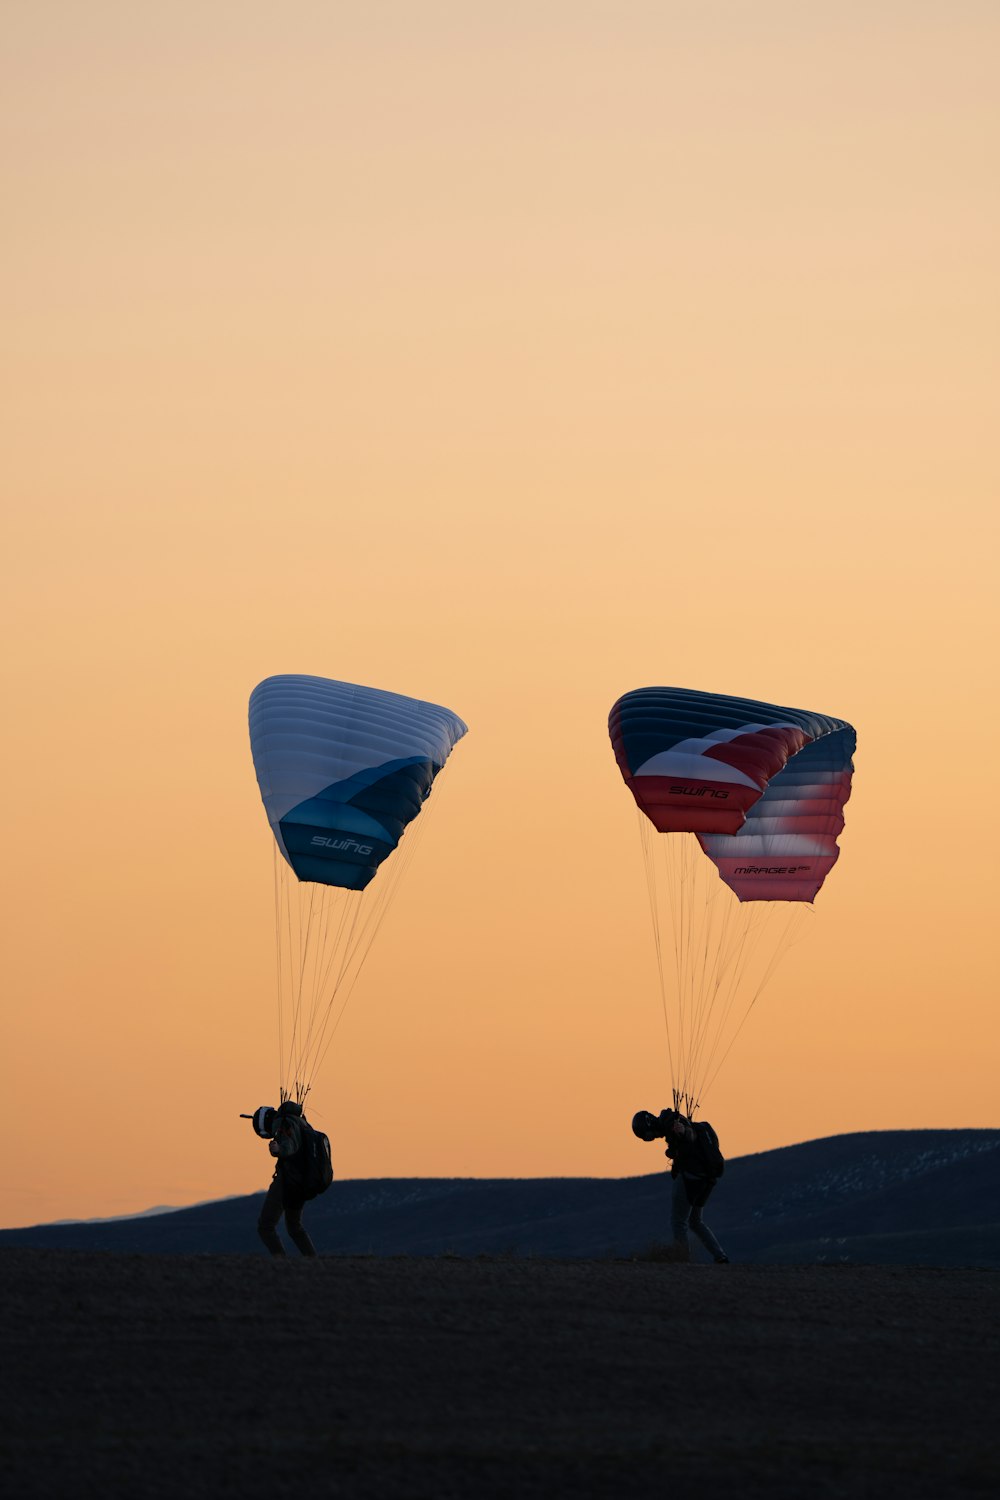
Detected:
[
  {"left": 689, "top": 1201, "right": 728, "bottom": 1263},
  {"left": 257, "top": 1174, "right": 286, "bottom": 1257},
  {"left": 669, "top": 1174, "right": 692, "bottom": 1261},
  {"left": 284, "top": 1196, "right": 318, "bottom": 1257}
]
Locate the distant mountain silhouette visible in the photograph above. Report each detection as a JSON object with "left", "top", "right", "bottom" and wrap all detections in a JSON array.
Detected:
[
  {"left": 3, "top": 1130, "right": 997, "bottom": 1265},
  {"left": 48, "top": 1204, "right": 192, "bottom": 1225}
]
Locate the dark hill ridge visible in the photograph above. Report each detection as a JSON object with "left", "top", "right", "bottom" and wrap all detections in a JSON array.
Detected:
[{"left": 3, "top": 1129, "right": 998, "bottom": 1264}]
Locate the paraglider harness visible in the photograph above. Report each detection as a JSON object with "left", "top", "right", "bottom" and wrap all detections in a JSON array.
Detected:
[
  {"left": 676, "top": 1120, "right": 724, "bottom": 1208},
  {"left": 242, "top": 1102, "right": 334, "bottom": 1202},
  {"left": 687, "top": 1120, "right": 725, "bottom": 1181}
]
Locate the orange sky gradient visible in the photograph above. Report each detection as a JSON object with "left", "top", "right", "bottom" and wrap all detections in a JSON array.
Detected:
[{"left": 3, "top": 3, "right": 998, "bottom": 1227}]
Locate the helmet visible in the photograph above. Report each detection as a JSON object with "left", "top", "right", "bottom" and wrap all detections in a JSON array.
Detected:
[
  {"left": 251, "top": 1105, "right": 276, "bottom": 1139},
  {"left": 631, "top": 1110, "right": 661, "bottom": 1142}
]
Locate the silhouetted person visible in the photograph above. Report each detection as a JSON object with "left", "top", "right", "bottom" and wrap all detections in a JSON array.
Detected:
[
  {"left": 257, "top": 1100, "right": 318, "bottom": 1258},
  {"left": 632, "top": 1107, "right": 729, "bottom": 1263}
]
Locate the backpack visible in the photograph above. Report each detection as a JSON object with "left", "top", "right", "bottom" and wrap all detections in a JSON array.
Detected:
[
  {"left": 284, "top": 1121, "right": 334, "bottom": 1201},
  {"left": 693, "top": 1121, "right": 725, "bottom": 1180}
]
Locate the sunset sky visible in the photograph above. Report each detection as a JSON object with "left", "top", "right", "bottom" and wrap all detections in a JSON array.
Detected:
[{"left": 3, "top": 3, "right": 997, "bottom": 1228}]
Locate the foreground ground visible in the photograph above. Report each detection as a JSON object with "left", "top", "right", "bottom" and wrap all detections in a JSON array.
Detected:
[{"left": 1, "top": 1250, "right": 996, "bottom": 1498}]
